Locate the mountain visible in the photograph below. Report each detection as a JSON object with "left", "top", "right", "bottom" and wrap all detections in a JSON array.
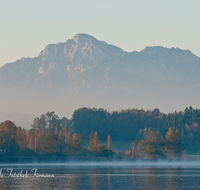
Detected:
[{"left": 1, "top": 33, "right": 200, "bottom": 128}]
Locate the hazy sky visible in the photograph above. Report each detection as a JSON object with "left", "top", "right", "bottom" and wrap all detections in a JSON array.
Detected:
[{"left": 1, "top": 0, "right": 200, "bottom": 67}]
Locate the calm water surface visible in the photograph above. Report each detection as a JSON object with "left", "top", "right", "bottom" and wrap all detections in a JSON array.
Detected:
[{"left": 0, "top": 162, "right": 200, "bottom": 190}]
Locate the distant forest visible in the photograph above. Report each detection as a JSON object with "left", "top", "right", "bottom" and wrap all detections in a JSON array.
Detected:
[{"left": 73, "top": 106, "right": 200, "bottom": 154}]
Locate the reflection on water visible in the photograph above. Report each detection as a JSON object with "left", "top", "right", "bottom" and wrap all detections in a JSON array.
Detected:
[{"left": 0, "top": 163, "right": 200, "bottom": 189}]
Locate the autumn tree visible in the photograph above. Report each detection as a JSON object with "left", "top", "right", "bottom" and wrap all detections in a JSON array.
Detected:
[
  {"left": 106, "top": 135, "right": 112, "bottom": 150},
  {"left": 88, "top": 132, "right": 101, "bottom": 152},
  {"left": 139, "top": 131, "right": 165, "bottom": 159},
  {"left": 0, "top": 120, "right": 19, "bottom": 156},
  {"left": 27, "top": 130, "right": 36, "bottom": 150},
  {"left": 26, "top": 130, "right": 30, "bottom": 148},
  {"left": 57, "top": 129, "right": 65, "bottom": 154},
  {"left": 36, "top": 129, "right": 47, "bottom": 152},
  {"left": 63, "top": 125, "right": 71, "bottom": 144},
  {"left": 70, "top": 133, "right": 83, "bottom": 153},
  {"left": 16, "top": 126, "right": 27, "bottom": 149},
  {"left": 21, "top": 128, "right": 27, "bottom": 148},
  {"left": 44, "top": 133, "right": 57, "bottom": 153},
  {"left": 130, "top": 140, "right": 139, "bottom": 158},
  {"left": 165, "top": 127, "right": 185, "bottom": 159},
  {"left": 16, "top": 126, "right": 23, "bottom": 148},
  {"left": 125, "top": 141, "right": 139, "bottom": 158},
  {"left": 54, "top": 126, "right": 58, "bottom": 136}
]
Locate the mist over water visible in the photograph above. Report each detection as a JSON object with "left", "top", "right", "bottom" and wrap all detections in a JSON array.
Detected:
[{"left": 1, "top": 160, "right": 200, "bottom": 169}]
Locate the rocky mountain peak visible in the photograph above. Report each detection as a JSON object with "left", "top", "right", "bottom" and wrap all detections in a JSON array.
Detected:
[
  {"left": 1, "top": 34, "right": 200, "bottom": 119},
  {"left": 72, "top": 33, "right": 97, "bottom": 44}
]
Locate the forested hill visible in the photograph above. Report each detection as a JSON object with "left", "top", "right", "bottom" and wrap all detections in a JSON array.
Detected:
[{"left": 72, "top": 106, "right": 200, "bottom": 153}]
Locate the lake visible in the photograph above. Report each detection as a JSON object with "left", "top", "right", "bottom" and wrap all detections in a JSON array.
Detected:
[{"left": 0, "top": 161, "right": 200, "bottom": 189}]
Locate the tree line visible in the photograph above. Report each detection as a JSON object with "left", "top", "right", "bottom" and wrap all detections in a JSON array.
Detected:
[
  {"left": 0, "top": 118, "right": 185, "bottom": 160},
  {"left": 0, "top": 112, "right": 117, "bottom": 158},
  {"left": 0, "top": 106, "right": 198, "bottom": 159},
  {"left": 72, "top": 106, "right": 200, "bottom": 153}
]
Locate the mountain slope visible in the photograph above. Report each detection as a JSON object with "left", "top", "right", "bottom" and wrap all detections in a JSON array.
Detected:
[{"left": 0, "top": 33, "right": 200, "bottom": 124}]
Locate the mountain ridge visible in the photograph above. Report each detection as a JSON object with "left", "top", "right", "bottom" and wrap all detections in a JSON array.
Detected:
[{"left": 0, "top": 33, "right": 200, "bottom": 123}]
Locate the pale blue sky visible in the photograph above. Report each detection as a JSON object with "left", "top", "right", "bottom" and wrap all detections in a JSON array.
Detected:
[{"left": 1, "top": 0, "right": 200, "bottom": 67}]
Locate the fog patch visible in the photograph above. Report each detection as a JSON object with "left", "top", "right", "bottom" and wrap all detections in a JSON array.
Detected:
[{"left": 1, "top": 160, "right": 200, "bottom": 169}]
